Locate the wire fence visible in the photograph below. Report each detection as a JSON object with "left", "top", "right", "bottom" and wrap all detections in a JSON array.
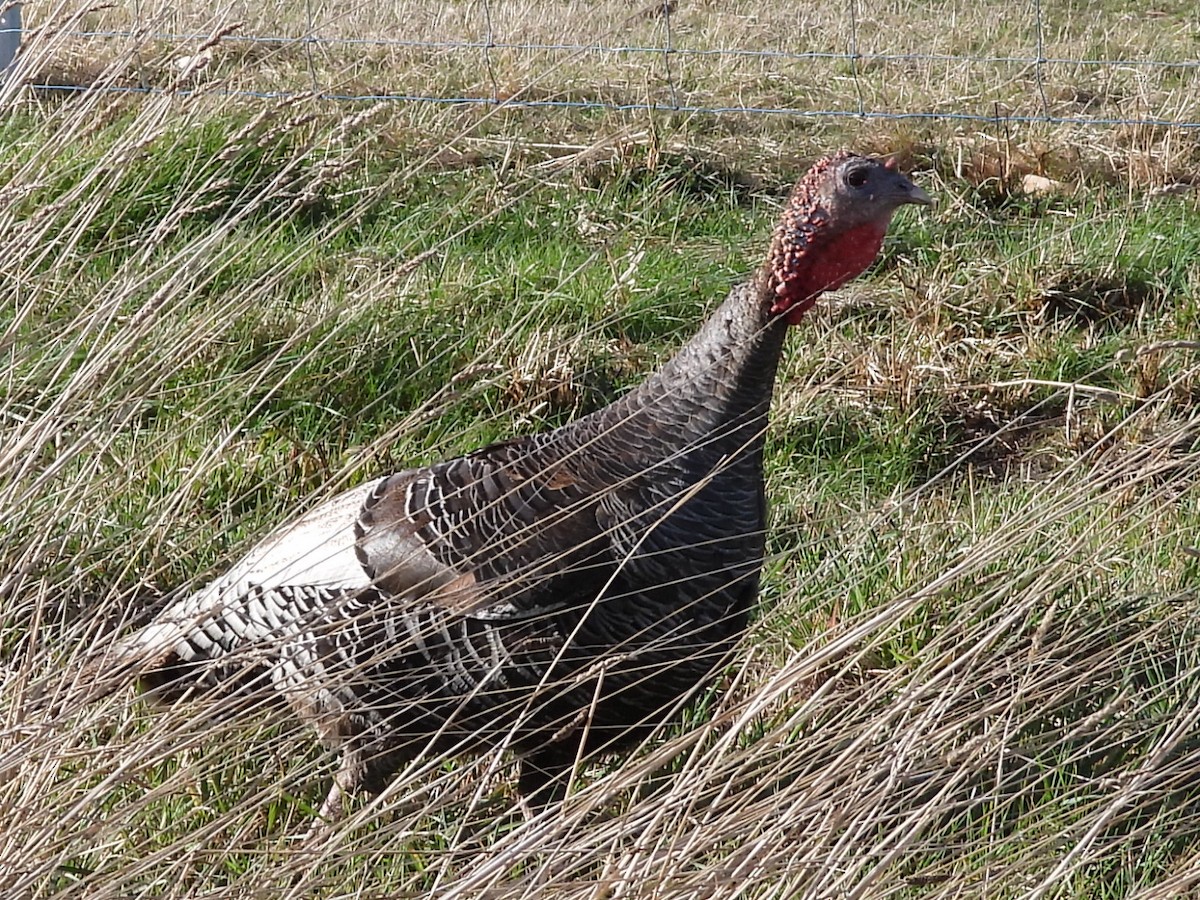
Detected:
[{"left": 6, "top": 0, "right": 1200, "bottom": 130}]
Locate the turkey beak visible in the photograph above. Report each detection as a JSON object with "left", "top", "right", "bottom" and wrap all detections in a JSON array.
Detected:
[{"left": 896, "top": 175, "right": 934, "bottom": 207}]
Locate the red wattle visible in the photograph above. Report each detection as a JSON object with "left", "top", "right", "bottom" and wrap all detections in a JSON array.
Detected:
[
  {"left": 770, "top": 222, "right": 888, "bottom": 324},
  {"left": 785, "top": 300, "right": 816, "bottom": 325}
]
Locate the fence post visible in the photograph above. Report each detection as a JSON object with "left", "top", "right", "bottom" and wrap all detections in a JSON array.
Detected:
[{"left": 0, "top": 3, "right": 21, "bottom": 76}]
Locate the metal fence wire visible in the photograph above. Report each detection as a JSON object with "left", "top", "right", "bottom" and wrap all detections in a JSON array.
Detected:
[{"left": 6, "top": 0, "right": 1200, "bottom": 129}]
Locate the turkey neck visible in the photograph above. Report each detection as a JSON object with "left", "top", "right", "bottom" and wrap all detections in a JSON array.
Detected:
[{"left": 568, "top": 281, "right": 789, "bottom": 475}]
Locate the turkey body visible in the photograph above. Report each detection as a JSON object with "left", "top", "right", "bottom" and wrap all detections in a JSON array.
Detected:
[
  {"left": 134, "top": 282, "right": 781, "bottom": 805},
  {"left": 98, "top": 151, "right": 931, "bottom": 814}
]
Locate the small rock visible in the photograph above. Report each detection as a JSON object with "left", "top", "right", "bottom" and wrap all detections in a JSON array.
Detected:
[
  {"left": 1020, "top": 173, "right": 1070, "bottom": 197},
  {"left": 173, "top": 49, "right": 213, "bottom": 80}
]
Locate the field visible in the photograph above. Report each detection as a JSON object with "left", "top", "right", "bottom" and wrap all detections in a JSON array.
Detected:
[{"left": 5, "top": 1, "right": 1200, "bottom": 897}]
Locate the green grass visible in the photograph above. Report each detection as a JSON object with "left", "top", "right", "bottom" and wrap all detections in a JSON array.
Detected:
[{"left": 6, "top": 4, "right": 1200, "bottom": 897}]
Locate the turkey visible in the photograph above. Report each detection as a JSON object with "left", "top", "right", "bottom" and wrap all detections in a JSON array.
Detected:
[{"left": 84, "top": 151, "right": 931, "bottom": 822}]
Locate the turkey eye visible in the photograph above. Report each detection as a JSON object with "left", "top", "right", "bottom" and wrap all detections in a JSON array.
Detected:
[{"left": 845, "top": 168, "right": 870, "bottom": 188}]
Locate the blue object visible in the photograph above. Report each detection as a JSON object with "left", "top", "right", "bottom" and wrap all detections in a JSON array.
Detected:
[{"left": 0, "top": 3, "right": 21, "bottom": 76}]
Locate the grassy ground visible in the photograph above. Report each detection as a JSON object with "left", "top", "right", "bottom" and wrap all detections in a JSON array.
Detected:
[{"left": 5, "top": 2, "right": 1200, "bottom": 898}]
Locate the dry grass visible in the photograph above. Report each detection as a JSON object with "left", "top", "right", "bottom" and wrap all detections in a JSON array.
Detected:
[
  {"left": 5, "top": 2, "right": 1200, "bottom": 898},
  {"left": 19, "top": 0, "right": 1200, "bottom": 184}
]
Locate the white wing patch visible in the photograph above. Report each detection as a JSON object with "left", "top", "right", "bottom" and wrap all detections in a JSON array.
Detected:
[
  {"left": 138, "top": 478, "right": 387, "bottom": 663},
  {"left": 203, "top": 478, "right": 382, "bottom": 600}
]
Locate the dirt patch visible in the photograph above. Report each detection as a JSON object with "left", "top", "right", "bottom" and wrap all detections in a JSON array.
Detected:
[
  {"left": 936, "top": 393, "right": 1066, "bottom": 480},
  {"left": 1038, "top": 270, "right": 1162, "bottom": 329},
  {"left": 582, "top": 150, "right": 762, "bottom": 204}
]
